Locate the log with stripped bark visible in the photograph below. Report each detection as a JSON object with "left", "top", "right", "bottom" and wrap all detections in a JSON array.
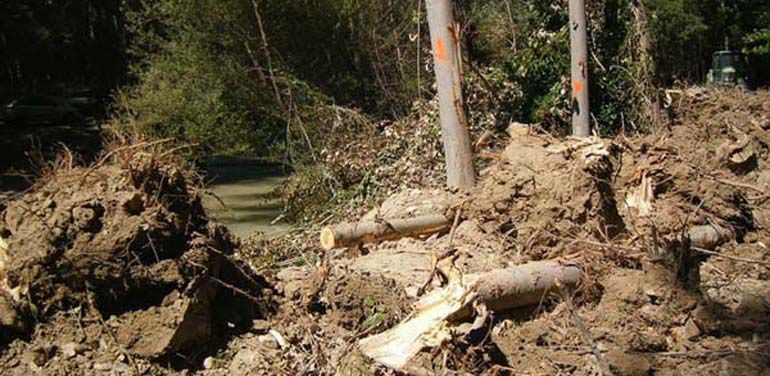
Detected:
[{"left": 320, "top": 213, "right": 452, "bottom": 250}]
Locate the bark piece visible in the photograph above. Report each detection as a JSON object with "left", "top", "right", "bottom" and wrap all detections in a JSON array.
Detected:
[
  {"left": 358, "top": 261, "right": 582, "bottom": 369},
  {"left": 320, "top": 214, "right": 451, "bottom": 250}
]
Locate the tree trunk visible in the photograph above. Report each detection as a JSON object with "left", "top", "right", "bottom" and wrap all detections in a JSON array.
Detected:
[
  {"left": 425, "top": 0, "right": 476, "bottom": 190},
  {"left": 359, "top": 261, "right": 582, "bottom": 369},
  {"left": 569, "top": 0, "right": 591, "bottom": 137},
  {"left": 631, "top": 0, "right": 662, "bottom": 130},
  {"left": 320, "top": 214, "right": 452, "bottom": 250}
]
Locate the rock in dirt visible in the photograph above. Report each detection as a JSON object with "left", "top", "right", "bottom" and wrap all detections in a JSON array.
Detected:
[
  {"left": 251, "top": 319, "right": 270, "bottom": 333},
  {"left": 700, "top": 243, "right": 770, "bottom": 321},
  {"left": 92, "top": 362, "right": 112, "bottom": 371},
  {"left": 60, "top": 342, "right": 87, "bottom": 360}
]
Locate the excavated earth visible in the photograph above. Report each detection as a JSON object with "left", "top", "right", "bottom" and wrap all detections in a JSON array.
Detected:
[
  {"left": 255, "top": 88, "right": 770, "bottom": 375},
  {"left": 0, "top": 149, "right": 268, "bottom": 375},
  {"left": 0, "top": 87, "right": 769, "bottom": 375}
]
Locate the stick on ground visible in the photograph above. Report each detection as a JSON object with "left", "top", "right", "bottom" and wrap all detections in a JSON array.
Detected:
[{"left": 320, "top": 213, "right": 452, "bottom": 250}]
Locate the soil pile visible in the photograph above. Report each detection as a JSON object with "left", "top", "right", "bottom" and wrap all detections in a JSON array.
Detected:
[
  {"left": 251, "top": 88, "right": 770, "bottom": 375},
  {"left": 0, "top": 87, "right": 768, "bottom": 375},
  {"left": 0, "top": 146, "right": 267, "bottom": 374}
]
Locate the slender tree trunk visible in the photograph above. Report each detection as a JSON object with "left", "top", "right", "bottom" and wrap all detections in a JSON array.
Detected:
[
  {"left": 569, "top": 0, "right": 591, "bottom": 137},
  {"left": 425, "top": 0, "right": 476, "bottom": 190},
  {"left": 631, "top": 0, "right": 662, "bottom": 130}
]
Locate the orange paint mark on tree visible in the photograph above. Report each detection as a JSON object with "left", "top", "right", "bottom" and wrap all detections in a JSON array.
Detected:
[
  {"left": 434, "top": 37, "right": 449, "bottom": 64},
  {"left": 572, "top": 79, "right": 584, "bottom": 95}
]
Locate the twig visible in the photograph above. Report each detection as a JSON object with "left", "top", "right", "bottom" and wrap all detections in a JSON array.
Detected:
[
  {"left": 692, "top": 246, "right": 770, "bottom": 266},
  {"left": 557, "top": 235, "right": 642, "bottom": 253},
  {"left": 85, "top": 284, "right": 140, "bottom": 375},
  {"left": 158, "top": 143, "right": 198, "bottom": 159},
  {"left": 642, "top": 348, "right": 745, "bottom": 358},
  {"left": 81, "top": 138, "right": 174, "bottom": 179},
  {"left": 250, "top": 0, "right": 283, "bottom": 108},
  {"left": 556, "top": 280, "right": 614, "bottom": 376},
  {"left": 448, "top": 207, "right": 462, "bottom": 246},
  {"left": 712, "top": 177, "right": 765, "bottom": 195},
  {"left": 210, "top": 275, "right": 265, "bottom": 306},
  {"left": 416, "top": 209, "right": 463, "bottom": 296}
]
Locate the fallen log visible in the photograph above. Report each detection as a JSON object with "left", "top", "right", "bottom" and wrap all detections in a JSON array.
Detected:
[
  {"left": 320, "top": 213, "right": 451, "bottom": 250},
  {"left": 358, "top": 260, "right": 582, "bottom": 369}
]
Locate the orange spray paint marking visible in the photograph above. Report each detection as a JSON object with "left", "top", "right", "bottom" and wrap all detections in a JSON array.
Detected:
[
  {"left": 434, "top": 38, "right": 449, "bottom": 64},
  {"left": 572, "top": 79, "right": 584, "bottom": 95}
]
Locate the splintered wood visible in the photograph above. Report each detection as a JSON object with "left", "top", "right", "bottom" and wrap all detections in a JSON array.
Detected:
[
  {"left": 319, "top": 214, "right": 451, "bottom": 250},
  {"left": 358, "top": 261, "right": 582, "bottom": 369}
]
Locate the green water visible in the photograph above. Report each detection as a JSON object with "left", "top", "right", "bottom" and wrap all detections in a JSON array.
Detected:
[{"left": 201, "top": 160, "right": 291, "bottom": 239}]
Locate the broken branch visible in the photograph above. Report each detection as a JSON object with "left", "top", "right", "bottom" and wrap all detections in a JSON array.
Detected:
[{"left": 358, "top": 260, "right": 582, "bottom": 369}]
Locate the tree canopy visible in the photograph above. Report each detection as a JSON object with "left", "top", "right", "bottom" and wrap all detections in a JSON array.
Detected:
[{"left": 2, "top": 0, "right": 769, "bottom": 155}]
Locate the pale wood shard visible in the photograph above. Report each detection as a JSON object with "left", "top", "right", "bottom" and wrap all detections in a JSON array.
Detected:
[
  {"left": 625, "top": 172, "right": 654, "bottom": 216},
  {"left": 320, "top": 214, "right": 451, "bottom": 250},
  {"left": 0, "top": 236, "right": 7, "bottom": 270},
  {"left": 358, "top": 261, "right": 582, "bottom": 369}
]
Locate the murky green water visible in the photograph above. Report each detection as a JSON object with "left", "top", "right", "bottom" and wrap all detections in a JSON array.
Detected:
[{"left": 201, "top": 159, "right": 291, "bottom": 240}]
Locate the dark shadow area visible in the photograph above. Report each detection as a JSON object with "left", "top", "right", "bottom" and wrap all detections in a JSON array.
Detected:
[{"left": 0, "top": 121, "right": 104, "bottom": 200}]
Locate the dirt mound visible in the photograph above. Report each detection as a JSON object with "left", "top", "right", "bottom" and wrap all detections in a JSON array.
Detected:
[
  {"left": 0, "top": 146, "right": 267, "bottom": 374},
  {"left": 244, "top": 88, "right": 770, "bottom": 375},
  {"left": 1, "top": 88, "right": 768, "bottom": 375}
]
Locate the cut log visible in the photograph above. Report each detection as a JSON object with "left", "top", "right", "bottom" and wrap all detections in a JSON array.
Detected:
[
  {"left": 358, "top": 261, "right": 582, "bottom": 369},
  {"left": 320, "top": 214, "right": 451, "bottom": 250}
]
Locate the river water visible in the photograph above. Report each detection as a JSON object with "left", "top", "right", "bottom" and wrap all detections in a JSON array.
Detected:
[{"left": 201, "top": 158, "right": 291, "bottom": 240}]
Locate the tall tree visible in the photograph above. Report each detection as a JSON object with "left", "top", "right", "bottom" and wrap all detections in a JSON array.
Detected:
[
  {"left": 568, "top": 0, "right": 591, "bottom": 137},
  {"left": 425, "top": 0, "right": 475, "bottom": 190},
  {"left": 632, "top": 0, "right": 662, "bottom": 129}
]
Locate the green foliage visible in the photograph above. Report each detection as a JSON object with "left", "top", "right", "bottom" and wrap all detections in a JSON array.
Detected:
[
  {"left": 116, "top": 0, "right": 332, "bottom": 158},
  {"left": 506, "top": 28, "right": 571, "bottom": 129},
  {"left": 745, "top": 28, "right": 770, "bottom": 54},
  {"left": 468, "top": 1, "right": 571, "bottom": 132},
  {"left": 646, "top": 0, "right": 709, "bottom": 83}
]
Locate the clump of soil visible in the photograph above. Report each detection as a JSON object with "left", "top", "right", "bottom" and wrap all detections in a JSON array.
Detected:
[{"left": 0, "top": 146, "right": 268, "bottom": 374}]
